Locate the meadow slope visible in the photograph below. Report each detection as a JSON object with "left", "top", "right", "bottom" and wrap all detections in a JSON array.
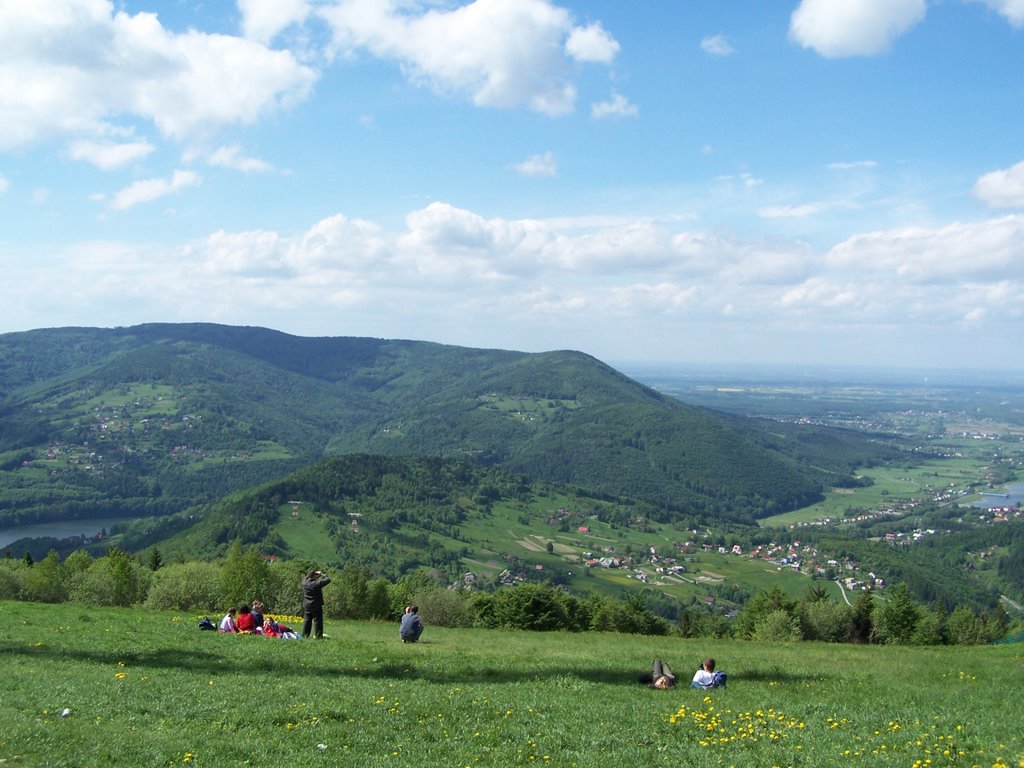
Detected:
[{"left": 1, "top": 600, "right": 1022, "bottom": 767}]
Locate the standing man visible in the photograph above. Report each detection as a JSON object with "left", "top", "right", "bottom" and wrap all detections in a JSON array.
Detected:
[{"left": 301, "top": 569, "right": 331, "bottom": 639}]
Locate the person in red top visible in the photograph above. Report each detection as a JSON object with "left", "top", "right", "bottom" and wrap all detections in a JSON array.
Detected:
[
  {"left": 235, "top": 604, "right": 258, "bottom": 633},
  {"left": 262, "top": 617, "right": 281, "bottom": 637}
]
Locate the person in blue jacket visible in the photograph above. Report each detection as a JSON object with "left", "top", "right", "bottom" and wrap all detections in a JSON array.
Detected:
[{"left": 400, "top": 604, "right": 424, "bottom": 643}]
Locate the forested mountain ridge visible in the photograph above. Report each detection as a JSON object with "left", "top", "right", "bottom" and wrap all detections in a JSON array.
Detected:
[{"left": 0, "top": 323, "right": 890, "bottom": 528}]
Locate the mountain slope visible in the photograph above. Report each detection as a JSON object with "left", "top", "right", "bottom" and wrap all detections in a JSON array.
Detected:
[{"left": 0, "top": 323, "right": 875, "bottom": 526}]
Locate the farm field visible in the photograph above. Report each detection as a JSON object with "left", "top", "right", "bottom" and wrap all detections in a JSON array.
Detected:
[
  {"left": 760, "top": 458, "right": 994, "bottom": 529},
  {"left": 2, "top": 600, "right": 1021, "bottom": 768}
]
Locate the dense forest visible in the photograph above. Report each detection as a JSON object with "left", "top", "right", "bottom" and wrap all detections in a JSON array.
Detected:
[{"left": 0, "top": 323, "right": 900, "bottom": 529}]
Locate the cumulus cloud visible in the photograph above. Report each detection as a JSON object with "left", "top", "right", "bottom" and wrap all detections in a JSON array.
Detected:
[
  {"left": 973, "top": 161, "right": 1024, "bottom": 209},
  {"left": 238, "top": 0, "right": 311, "bottom": 43},
  {"left": 565, "top": 22, "right": 620, "bottom": 63},
  {"left": 0, "top": 0, "right": 316, "bottom": 151},
  {"left": 111, "top": 170, "right": 201, "bottom": 210},
  {"left": 515, "top": 152, "right": 557, "bottom": 177},
  {"left": 591, "top": 92, "right": 638, "bottom": 119},
  {"left": 789, "top": 0, "right": 926, "bottom": 57},
  {"left": 67, "top": 139, "right": 155, "bottom": 170},
  {"left": 700, "top": 34, "right": 735, "bottom": 55},
  {"left": 826, "top": 215, "right": 1024, "bottom": 283},
  {"left": 7, "top": 200, "right": 1024, "bottom": 364},
  {"left": 206, "top": 145, "right": 275, "bottom": 173},
  {"left": 319, "top": 0, "right": 619, "bottom": 116},
  {"left": 972, "top": 0, "right": 1024, "bottom": 26}
]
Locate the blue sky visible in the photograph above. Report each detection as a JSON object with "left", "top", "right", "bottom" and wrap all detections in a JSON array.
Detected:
[{"left": 1, "top": 0, "right": 1023, "bottom": 370}]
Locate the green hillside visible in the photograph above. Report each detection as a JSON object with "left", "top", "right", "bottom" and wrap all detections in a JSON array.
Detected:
[{"left": 0, "top": 323, "right": 887, "bottom": 528}]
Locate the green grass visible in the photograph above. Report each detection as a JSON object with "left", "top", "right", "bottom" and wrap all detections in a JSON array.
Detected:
[
  {"left": 2, "top": 600, "right": 1022, "bottom": 767},
  {"left": 760, "top": 460, "right": 992, "bottom": 528}
]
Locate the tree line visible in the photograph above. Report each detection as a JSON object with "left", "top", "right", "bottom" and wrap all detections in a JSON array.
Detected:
[{"left": 1, "top": 543, "right": 1017, "bottom": 646}]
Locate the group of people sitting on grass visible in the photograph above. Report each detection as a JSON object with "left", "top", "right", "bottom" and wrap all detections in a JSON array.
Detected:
[
  {"left": 640, "top": 658, "right": 727, "bottom": 690},
  {"left": 217, "top": 601, "right": 300, "bottom": 638}
]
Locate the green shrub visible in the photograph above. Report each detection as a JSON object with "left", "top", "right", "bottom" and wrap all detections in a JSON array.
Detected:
[
  {"left": 145, "top": 561, "right": 223, "bottom": 611},
  {"left": 68, "top": 550, "right": 151, "bottom": 607},
  {"left": 752, "top": 609, "right": 803, "bottom": 642}
]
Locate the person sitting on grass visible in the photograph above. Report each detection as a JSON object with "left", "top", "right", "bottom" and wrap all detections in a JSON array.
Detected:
[
  {"left": 235, "top": 604, "right": 258, "bottom": 634},
  {"left": 219, "top": 608, "right": 238, "bottom": 633},
  {"left": 691, "top": 658, "right": 727, "bottom": 689},
  {"left": 251, "top": 600, "right": 265, "bottom": 628},
  {"left": 400, "top": 604, "right": 424, "bottom": 643}
]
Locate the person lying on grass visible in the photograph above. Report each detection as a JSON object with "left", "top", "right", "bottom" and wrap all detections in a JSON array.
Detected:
[{"left": 639, "top": 659, "right": 676, "bottom": 689}]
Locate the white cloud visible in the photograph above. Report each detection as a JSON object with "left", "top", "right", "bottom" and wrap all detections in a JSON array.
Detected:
[
  {"left": 207, "top": 145, "right": 275, "bottom": 173},
  {"left": 319, "top": 0, "right": 618, "bottom": 116},
  {"left": 715, "top": 172, "right": 764, "bottom": 188},
  {"left": 972, "top": 0, "right": 1024, "bottom": 27},
  {"left": 515, "top": 152, "right": 557, "bottom": 177},
  {"left": 238, "top": 0, "right": 311, "bottom": 43},
  {"left": 0, "top": 175, "right": 7, "bottom": 193},
  {"left": 973, "top": 161, "right": 1024, "bottom": 209},
  {"left": 111, "top": 170, "right": 201, "bottom": 210},
  {"left": 565, "top": 22, "right": 620, "bottom": 63},
  {"left": 700, "top": 34, "right": 735, "bottom": 56},
  {"left": 789, "top": 0, "right": 926, "bottom": 57},
  {"left": 591, "top": 92, "right": 637, "bottom": 119},
  {"left": 828, "top": 160, "right": 877, "bottom": 170},
  {"left": 0, "top": 0, "right": 316, "bottom": 151},
  {"left": 67, "top": 139, "right": 155, "bottom": 170},
  {"left": 7, "top": 201, "right": 1024, "bottom": 366},
  {"left": 826, "top": 215, "right": 1024, "bottom": 284}
]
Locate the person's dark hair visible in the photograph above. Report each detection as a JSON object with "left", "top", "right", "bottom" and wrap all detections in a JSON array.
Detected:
[
  {"left": 238, "top": 604, "right": 251, "bottom": 614},
  {"left": 703, "top": 658, "right": 716, "bottom": 671},
  {"left": 306, "top": 569, "right": 319, "bottom": 580},
  {"left": 409, "top": 604, "right": 418, "bottom": 613}
]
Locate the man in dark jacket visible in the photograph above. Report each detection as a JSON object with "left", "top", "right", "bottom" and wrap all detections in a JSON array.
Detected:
[
  {"left": 399, "top": 604, "right": 424, "bottom": 643},
  {"left": 301, "top": 569, "right": 331, "bottom": 639}
]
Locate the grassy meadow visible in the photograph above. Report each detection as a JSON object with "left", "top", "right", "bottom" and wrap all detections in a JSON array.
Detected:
[{"left": 2, "top": 600, "right": 1022, "bottom": 768}]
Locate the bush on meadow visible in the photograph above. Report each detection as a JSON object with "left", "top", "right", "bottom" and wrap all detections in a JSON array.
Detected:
[
  {"left": 679, "top": 605, "right": 732, "bottom": 638},
  {"left": 753, "top": 608, "right": 803, "bottom": 642},
  {"left": 946, "top": 604, "right": 989, "bottom": 645},
  {"left": 220, "top": 540, "right": 271, "bottom": 608},
  {"left": 68, "top": 549, "right": 151, "bottom": 607},
  {"left": 412, "top": 586, "right": 475, "bottom": 628},
  {"left": 19, "top": 550, "right": 67, "bottom": 603},
  {"left": 799, "top": 598, "right": 851, "bottom": 642},
  {"left": 872, "top": 582, "right": 920, "bottom": 644},
  {"left": 910, "top": 605, "right": 945, "bottom": 645},
  {"left": 259, "top": 559, "right": 308, "bottom": 616},
  {"left": 733, "top": 586, "right": 798, "bottom": 639},
  {"left": 0, "top": 559, "right": 26, "bottom": 600},
  {"left": 474, "top": 583, "right": 573, "bottom": 631},
  {"left": 145, "top": 561, "right": 223, "bottom": 611}
]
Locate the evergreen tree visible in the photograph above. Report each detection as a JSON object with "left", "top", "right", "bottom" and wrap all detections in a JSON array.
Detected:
[
  {"left": 847, "top": 590, "right": 874, "bottom": 643},
  {"left": 872, "top": 583, "right": 920, "bottom": 645},
  {"left": 220, "top": 539, "right": 270, "bottom": 608}
]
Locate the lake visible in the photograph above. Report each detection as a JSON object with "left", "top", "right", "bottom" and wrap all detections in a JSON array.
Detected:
[
  {"left": 0, "top": 518, "right": 130, "bottom": 550},
  {"left": 970, "top": 482, "right": 1024, "bottom": 509}
]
